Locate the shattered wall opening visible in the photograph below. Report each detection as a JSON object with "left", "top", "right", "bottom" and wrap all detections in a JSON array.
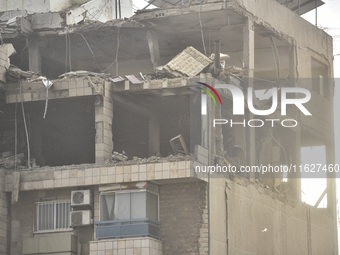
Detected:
[
  {"left": 220, "top": 95, "right": 246, "bottom": 166},
  {"left": 254, "top": 25, "right": 291, "bottom": 85},
  {"left": 301, "top": 145, "right": 328, "bottom": 208},
  {"left": 26, "top": 28, "right": 152, "bottom": 80},
  {"left": 113, "top": 102, "right": 149, "bottom": 158},
  {"left": 256, "top": 126, "right": 297, "bottom": 188},
  {"left": 8, "top": 40, "right": 29, "bottom": 73},
  {"left": 311, "top": 57, "right": 330, "bottom": 99},
  {"left": 112, "top": 91, "right": 192, "bottom": 159},
  {"left": 1, "top": 96, "right": 95, "bottom": 168},
  {"left": 29, "top": 97, "right": 96, "bottom": 166}
]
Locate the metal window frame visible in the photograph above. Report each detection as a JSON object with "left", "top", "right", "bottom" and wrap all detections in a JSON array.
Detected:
[
  {"left": 99, "top": 189, "right": 159, "bottom": 222},
  {"left": 35, "top": 200, "right": 72, "bottom": 233}
]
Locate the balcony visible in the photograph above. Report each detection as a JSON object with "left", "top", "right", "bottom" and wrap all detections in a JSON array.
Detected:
[
  {"left": 89, "top": 237, "right": 162, "bottom": 255},
  {"left": 95, "top": 218, "right": 160, "bottom": 239}
]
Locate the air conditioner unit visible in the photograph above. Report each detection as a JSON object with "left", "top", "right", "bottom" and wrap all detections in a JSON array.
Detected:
[
  {"left": 71, "top": 210, "right": 92, "bottom": 227},
  {"left": 71, "top": 190, "right": 91, "bottom": 207}
]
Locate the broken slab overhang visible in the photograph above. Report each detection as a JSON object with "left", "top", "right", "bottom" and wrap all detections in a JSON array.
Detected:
[
  {"left": 4, "top": 75, "right": 105, "bottom": 104},
  {"left": 0, "top": 13, "right": 64, "bottom": 38},
  {"left": 0, "top": 1, "right": 235, "bottom": 38},
  {"left": 0, "top": 0, "right": 327, "bottom": 42},
  {"left": 0, "top": 10, "right": 140, "bottom": 39},
  {"left": 4, "top": 158, "right": 197, "bottom": 192},
  {"left": 145, "top": 0, "right": 218, "bottom": 9},
  {"left": 0, "top": 1, "right": 287, "bottom": 61},
  {"left": 0, "top": 0, "right": 133, "bottom": 36},
  {"left": 276, "top": 0, "right": 324, "bottom": 15},
  {"left": 110, "top": 74, "right": 299, "bottom": 125},
  {"left": 65, "top": 0, "right": 133, "bottom": 25},
  {"left": 147, "top": 0, "right": 324, "bottom": 15}
]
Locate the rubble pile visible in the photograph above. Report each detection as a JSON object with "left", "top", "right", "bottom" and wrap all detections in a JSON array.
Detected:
[
  {"left": 109, "top": 151, "right": 191, "bottom": 165},
  {"left": 0, "top": 153, "right": 24, "bottom": 169},
  {"left": 111, "top": 151, "right": 128, "bottom": 162},
  {"left": 6, "top": 65, "right": 38, "bottom": 82}
]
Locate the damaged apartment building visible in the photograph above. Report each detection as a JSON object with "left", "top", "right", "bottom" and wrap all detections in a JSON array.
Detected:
[{"left": 0, "top": 0, "right": 337, "bottom": 254}]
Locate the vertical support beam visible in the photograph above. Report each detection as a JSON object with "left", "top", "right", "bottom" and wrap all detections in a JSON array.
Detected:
[
  {"left": 0, "top": 170, "right": 8, "bottom": 254},
  {"left": 289, "top": 130, "right": 301, "bottom": 201},
  {"left": 28, "top": 39, "right": 41, "bottom": 74},
  {"left": 146, "top": 30, "right": 161, "bottom": 69},
  {"left": 148, "top": 116, "right": 160, "bottom": 156},
  {"left": 289, "top": 44, "right": 297, "bottom": 80},
  {"left": 326, "top": 143, "right": 338, "bottom": 254},
  {"left": 325, "top": 30, "right": 337, "bottom": 250},
  {"left": 243, "top": 18, "right": 255, "bottom": 173},
  {"left": 11, "top": 172, "right": 20, "bottom": 204},
  {"left": 243, "top": 18, "right": 255, "bottom": 82},
  {"left": 95, "top": 82, "right": 113, "bottom": 163},
  {"left": 314, "top": 0, "right": 318, "bottom": 26},
  {"left": 288, "top": 44, "right": 301, "bottom": 201}
]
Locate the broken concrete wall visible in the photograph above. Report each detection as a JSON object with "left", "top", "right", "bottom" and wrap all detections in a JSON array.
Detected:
[
  {"left": 0, "top": 0, "right": 51, "bottom": 13},
  {"left": 0, "top": 0, "right": 90, "bottom": 14},
  {"left": 229, "top": 0, "right": 333, "bottom": 60},
  {"left": 29, "top": 12, "right": 64, "bottom": 30},
  {"left": 209, "top": 178, "right": 228, "bottom": 255},
  {"left": 159, "top": 181, "right": 208, "bottom": 255},
  {"left": 50, "top": 0, "right": 89, "bottom": 12},
  {"left": 226, "top": 179, "right": 337, "bottom": 254},
  {"left": 228, "top": 0, "right": 334, "bottom": 88},
  {"left": 0, "top": 44, "right": 16, "bottom": 84},
  {"left": 66, "top": 0, "right": 133, "bottom": 25},
  {"left": 6, "top": 77, "right": 100, "bottom": 104}
]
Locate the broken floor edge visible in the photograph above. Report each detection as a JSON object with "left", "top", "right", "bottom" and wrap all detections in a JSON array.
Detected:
[
  {"left": 3, "top": 161, "right": 335, "bottom": 216},
  {"left": 4, "top": 0, "right": 330, "bottom": 45},
  {"left": 4, "top": 74, "right": 211, "bottom": 103}
]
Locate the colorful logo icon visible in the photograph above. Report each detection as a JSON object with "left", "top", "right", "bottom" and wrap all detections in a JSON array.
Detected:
[{"left": 196, "top": 82, "right": 222, "bottom": 106}]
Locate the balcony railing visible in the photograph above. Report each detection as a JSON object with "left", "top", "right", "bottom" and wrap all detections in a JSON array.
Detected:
[{"left": 95, "top": 218, "right": 160, "bottom": 239}]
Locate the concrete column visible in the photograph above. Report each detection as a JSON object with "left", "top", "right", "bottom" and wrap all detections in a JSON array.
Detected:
[
  {"left": 288, "top": 45, "right": 301, "bottom": 201},
  {"left": 243, "top": 18, "right": 255, "bottom": 172},
  {"left": 288, "top": 130, "right": 301, "bottom": 201},
  {"left": 146, "top": 30, "right": 160, "bottom": 69},
  {"left": 289, "top": 44, "right": 297, "bottom": 80},
  {"left": 28, "top": 39, "right": 41, "bottom": 74},
  {"left": 95, "top": 82, "right": 113, "bottom": 163},
  {"left": 326, "top": 155, "right": 336, "bottom": 214},
  {"left": 325, "top": 142, "right": 338, "bottom": 255},
  {"left": 0, "top": 170, "right": 8, "bottom": 254}
]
